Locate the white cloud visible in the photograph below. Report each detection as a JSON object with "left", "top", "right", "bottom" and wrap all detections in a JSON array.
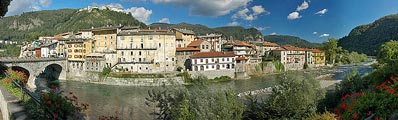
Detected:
[
  {"left": 287, "top": 12, "right": 301, "bottom": 20},
  {"left": 158, "top": 18, "right": 170, "bottom": 23},
  {"left": 315, "top": 9, "right": 328, "bottom": 15},
  {"left": 270, "top": 32, "right": 277, "bottom": 35},
  {"left": 39, "top": 0, "right": 52, "bottom": 7},
  {"left": 5, "top": 0, "right": 40, "bottom": 16},
  {"left": 152, "top": 0, "right": 252, "bottom": 16},
  {"left": 232, "top": 5, "right": 270, "bottom": 21},
  {"left": 313, "top": 32, "right": 317, "bottom": 34},
  {"left": 228, "top": 21, "right": 239, "bottom": 26},
  {"left": 252, "top": 5, "right": 269, "bottom": 15},
  {"left": 124, "top": 7, "right": 153, "bottom": 24},
  {"left": 254, "top": 26, "right": 269, "bottom": 31},
  {"left": 319, "top": 34, "right": 330, "bottom": 37},
  {"left": 296, "top": 1, "right": 309, "bottom": 11}
]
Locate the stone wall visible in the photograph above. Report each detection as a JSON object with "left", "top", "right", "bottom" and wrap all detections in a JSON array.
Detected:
[
  {"left": 244, "top": 61, "right": 276, "bottom": 75},
  {"left": 0, "top": 86, "right": 27, "bottom": 120},
  {"left": 188, "top": 69, "right": 235, "bottom": 79},
  {"left": 66, "top": 71, "right": 184, "bottom": 86}
]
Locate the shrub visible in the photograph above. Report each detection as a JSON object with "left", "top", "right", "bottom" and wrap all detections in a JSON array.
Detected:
[{"left": 102, "top": 67, "right": 111, "bottom": 75}]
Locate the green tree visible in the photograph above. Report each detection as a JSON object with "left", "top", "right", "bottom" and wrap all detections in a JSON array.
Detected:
[
  {"left": 323, "top": 38, "right": 341, "bottom": 64},
  {"left": 243, "top": 73, "right": 325, "bottom": 119},
  {"left": 146, "top": 77, "right": 243, "bottom": 120},
  {"left": 0, "top": 0, "right": 12, "bottom": 17},
  {"left": 377, "top": 40, "right": 398, "bottom": 64}
]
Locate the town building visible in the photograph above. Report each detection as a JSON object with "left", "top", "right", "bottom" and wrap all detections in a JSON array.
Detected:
[
  {"left": 175, "top": 47, "right": 200, "bottom": 71},
  {"left": 310, "top": 49, "right": 326, "bottom": 65},
  {"left": 233, "top": 41, "right": 254, "bottom": 56},
  {"left": 40, "top": 42, "right": 58, "bottom": 58},
  {"left": 197, "top": 33, "right": 223, "bottom": 52},
  {"left": 115, "top": 29, "right": 176, "bottom": 73},
  {"left": 188, "top": 52, "right": 235, "bottom": 71},
  {"left": 85, "top": 53, "right": 106, "bottom": 72},
  {"left": 65, "top": 38, "right": 94, "bottom": 71},
  {"left": 261, "top": 42, "right": 280, "bottom": 57},
  {"left": 186, "top": 40, "right": 211, "bottom": 52},
  {"left": 172, "top": 29, "right": 195, "bottom": 48},
  {"left": 272, "top": 46, "right": 307, "bottom": 70}
]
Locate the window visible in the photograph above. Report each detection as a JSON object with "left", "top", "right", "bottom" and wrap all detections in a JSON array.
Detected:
[
  {"left": 131, "top": 51, "right": 133, "bottom": 55},
  {"left": 111, "top": 36, "right": 113, "bottom": 39},
  {"left": 202, "top": 45, "right": 205, "bottom": 49},
  {"left": 130, "top": 43, "right": 133, "bottom": 48},
  {"left": 139, "top": 51, "right": 142, "bottom": 56},
  {"left": 141, "top": 35, "right": 144, "bottom": 41},
  {"left": 149, "top": 35, "right": 153, "bottom": 40},
  {"left": 206, "top": 59, "right": 208, "bottom": 63},
  {"left": 200, "top": 59, "right": 203, "bottom": 62},
  {"left": 121, "top": 51, "right": 124, "bottom": 56},
  {"left": 206, "top": 45, "right": 209, "bottom": 49},
  {"left": 141, "top": 44, "right": 144, "bottom": 48},
  {"left": 159, "top": 43, "right": 161, "bottom": 48}
]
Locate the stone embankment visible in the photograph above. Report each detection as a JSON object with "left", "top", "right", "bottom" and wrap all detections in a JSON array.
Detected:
[
  {"left": 0, "top": 86, "right": 27, "bottom": 120},
  {"left": 238, "top": 74, "right": 342, "bottom": 97}
]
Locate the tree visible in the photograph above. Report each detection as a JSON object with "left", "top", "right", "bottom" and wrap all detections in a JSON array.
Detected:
[
  {"left": 377, "top": 40, "right": 398, "bottom": 64},
  {"left": 323, "top": 38, "right": 341, "bottom": 64},
  {"left": 243, "top": 73, "right": 325, "bottom": 119},
  {"left": 0, "top": 0, "right": 12, "bottom": 17}
]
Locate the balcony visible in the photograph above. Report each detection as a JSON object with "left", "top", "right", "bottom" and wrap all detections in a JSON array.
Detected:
[{"left": 116, "top": 47, "right": 157, "bottom": 50}]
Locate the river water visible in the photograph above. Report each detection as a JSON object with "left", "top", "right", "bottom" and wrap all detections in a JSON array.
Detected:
[{"left": 60, "top": 62, "right": 373, "bottom": 120}]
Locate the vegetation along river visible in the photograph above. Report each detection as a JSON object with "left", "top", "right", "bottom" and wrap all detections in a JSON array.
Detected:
[{"left": 59, "top": 61, "right": 373, "bottom": 119}]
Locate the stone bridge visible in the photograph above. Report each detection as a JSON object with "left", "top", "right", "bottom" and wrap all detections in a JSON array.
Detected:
[{"left": 0, "top": 57, "right": 67, "bottom": 89}]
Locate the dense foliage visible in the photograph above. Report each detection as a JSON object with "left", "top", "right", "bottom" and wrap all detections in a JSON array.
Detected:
[
  {"left": 0, "top": 0, "right": 12, "bottom": 17},
  {"left": 146, "top": 77, "right": 244, "bottom": 120},
  {"left": 377, "top": 40, "right": 398, "bottom": 64},
  {"left": 323, "top": 38, "right": 368, "bottom": 65},
  {"left": 243, "top": 73, "right": 324, "bottom": 119},
  {"left": 318, "top": 41, "right": 398, "bottom": 119},
  {"left": 0, "top": 9, "right": 146, "bottom": 41},
  {"left": 0, "top": 44, "right": 21, "bottom": 57},
  {"left": 263, "top": 35, "right": 322, "bottom": 48},
  {"left": 150, "top": 23, "right": 263, "bottom": 41},
  {"left": 339, "top": 14, "right": 398, "bottom": 55}
]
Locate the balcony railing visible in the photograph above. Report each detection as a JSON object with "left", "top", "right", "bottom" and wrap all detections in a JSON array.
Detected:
[{"left": 116, "top": 47, "right": 157, "bottom": 50}]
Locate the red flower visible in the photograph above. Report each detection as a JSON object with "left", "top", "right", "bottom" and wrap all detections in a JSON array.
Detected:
[
  {"left": 368, "top": 111, "right": 372, "bottom": 116},
  {"left": 353, "top": 113, "right": 358, "bottom": 119},
  {"left": 47, "top": 100, "right": 52, "bottom": 105},
  {"left": 73, "top": 95, "right": 78, "bottom": 100},
  {"left": 340, "top": 102, "right": 347, "bottom": 110},
  {"left": 44, "top": 95, "right": 49, "bottom": 100},
  {"left": 376, "top": 117, "right": 380, "bottom": 120},
  {"left": 54, "top": 113, "right": 58, "bottom": 119},
  {"left": 56, "top": 104, "right": 60, "bottom": 108}
]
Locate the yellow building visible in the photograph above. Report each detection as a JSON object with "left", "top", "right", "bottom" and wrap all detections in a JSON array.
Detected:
[
  {"left": 172, "top": 28, "right": 195, "bottom": 48},
  {"left": 65, "top": 38, "right": 94, "bottom": 70},
  {"left": 311, "top": 49, "right": 326, "bottom": 65},
  {"left": 92, "top": 26, "right": 120, "bottom": 53},
  {"left": 115, "top": 29, "right": 176, "bottom": 73}
]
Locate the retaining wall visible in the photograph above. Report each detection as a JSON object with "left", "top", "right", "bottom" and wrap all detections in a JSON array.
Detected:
[
  {"left": 188, "top": 69, "right": 235, "bottom": 79},
  {"left": 0, "top": 86, "right": 26, "bottom": 120}
]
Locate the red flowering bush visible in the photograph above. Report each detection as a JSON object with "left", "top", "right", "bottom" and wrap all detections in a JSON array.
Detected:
[
  {"left": 4, "top": 68, "right": 28, "bottom": 85},
  {"left": 38, "top": 86, "right": 89, "bottom": 119},
  {"left": 334, "top": 76, "right": 398, "bottom": 119}
]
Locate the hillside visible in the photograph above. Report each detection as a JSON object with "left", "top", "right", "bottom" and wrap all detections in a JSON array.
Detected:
[
  {"left": 263, "top": 35, "right": 321, "bottom": 48},
  {"left": 0, "top": 9, "right": 146, "bottom": 41},
  {"left": 150, "top": 23, "right": 262, "bottom": 40},
  {"left": 338, "top": 14, "right": 398, "bottom": 55}
]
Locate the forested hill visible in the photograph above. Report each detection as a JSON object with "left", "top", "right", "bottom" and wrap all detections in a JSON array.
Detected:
[
  {"left": 0, "top": 9, "right": 146, "bottom": 41},
  {"left": 338, "top": 14, "right": 398, "bottom": 55},
  {"left": 263, "top": 35, "right": 322, "bottom": 48},
  {"left": 150, "top": 23, "right": 263, "bottom": 40}
]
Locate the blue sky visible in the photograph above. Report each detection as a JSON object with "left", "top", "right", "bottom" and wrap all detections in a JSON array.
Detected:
[{"left": 5, "top": 0, "right": 398, "bottom": 43}]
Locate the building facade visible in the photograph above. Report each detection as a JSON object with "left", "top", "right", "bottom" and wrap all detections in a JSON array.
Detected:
[
  {"left": 115, "top": 29, "right": 176, "bottom": 73},
  {"left": 197, "top": 33, "right": 223, "bottom": 52},
  {"left": 272, "top": 46, "right": 306, "bottom": 70},
  {"left": 261, "top": 42, "right": 280, "bottom": 57},
  {"left": 188, "top": 52, "right": 236, "bottom": 71},
  {"left": 65, "top": 39, "right": 94, "bottom": 71},
  {"left": 186, "top": 40, "right": 211, "bottom": 52},
  {"left": 172, "top": 29, "right": 195, "bottom": 48}
]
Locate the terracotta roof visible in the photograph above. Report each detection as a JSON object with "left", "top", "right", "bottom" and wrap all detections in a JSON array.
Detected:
[
  {"left": 190, "top": 52, "right": 235, "bottom": 58},
  {"left": 53, "top": 35, "right": 64, "bottom": 40},
  {"left": 176, "top": 47, "right": 200, "bottom": 51},
  {"left": 236, "top": 57, "right": 246, "bottom": 61},
  {"left": 263, "top": 42, "right": 279, "bottom": 47},
  {"left": 311, "top": 49, "right": 323, "bottom": 53},
  {"left": 235, "top": 41, "right": 252, "bottom": 47},
  {"left": 187, "top": 40, "right": 205, "bottom": 47}
]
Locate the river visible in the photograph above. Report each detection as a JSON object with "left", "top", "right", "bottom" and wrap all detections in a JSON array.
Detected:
[{"left": 59, "top": 62, "right": 374, "bottom": 120}]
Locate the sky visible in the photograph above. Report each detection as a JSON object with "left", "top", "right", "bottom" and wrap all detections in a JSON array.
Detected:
[{"left": 5, "top": 0, "right": 398, "bottom": 43}]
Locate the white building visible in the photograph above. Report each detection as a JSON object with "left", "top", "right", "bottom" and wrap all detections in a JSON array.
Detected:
[
  {"left": 40, "top": 42, "right": 58, "bottom": 58},
  {"left": 233, "top": 41, "right": 253, "bottom": 56},
  {"left": 188, "top": 52, "right": 235, "bottom": 71}
]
